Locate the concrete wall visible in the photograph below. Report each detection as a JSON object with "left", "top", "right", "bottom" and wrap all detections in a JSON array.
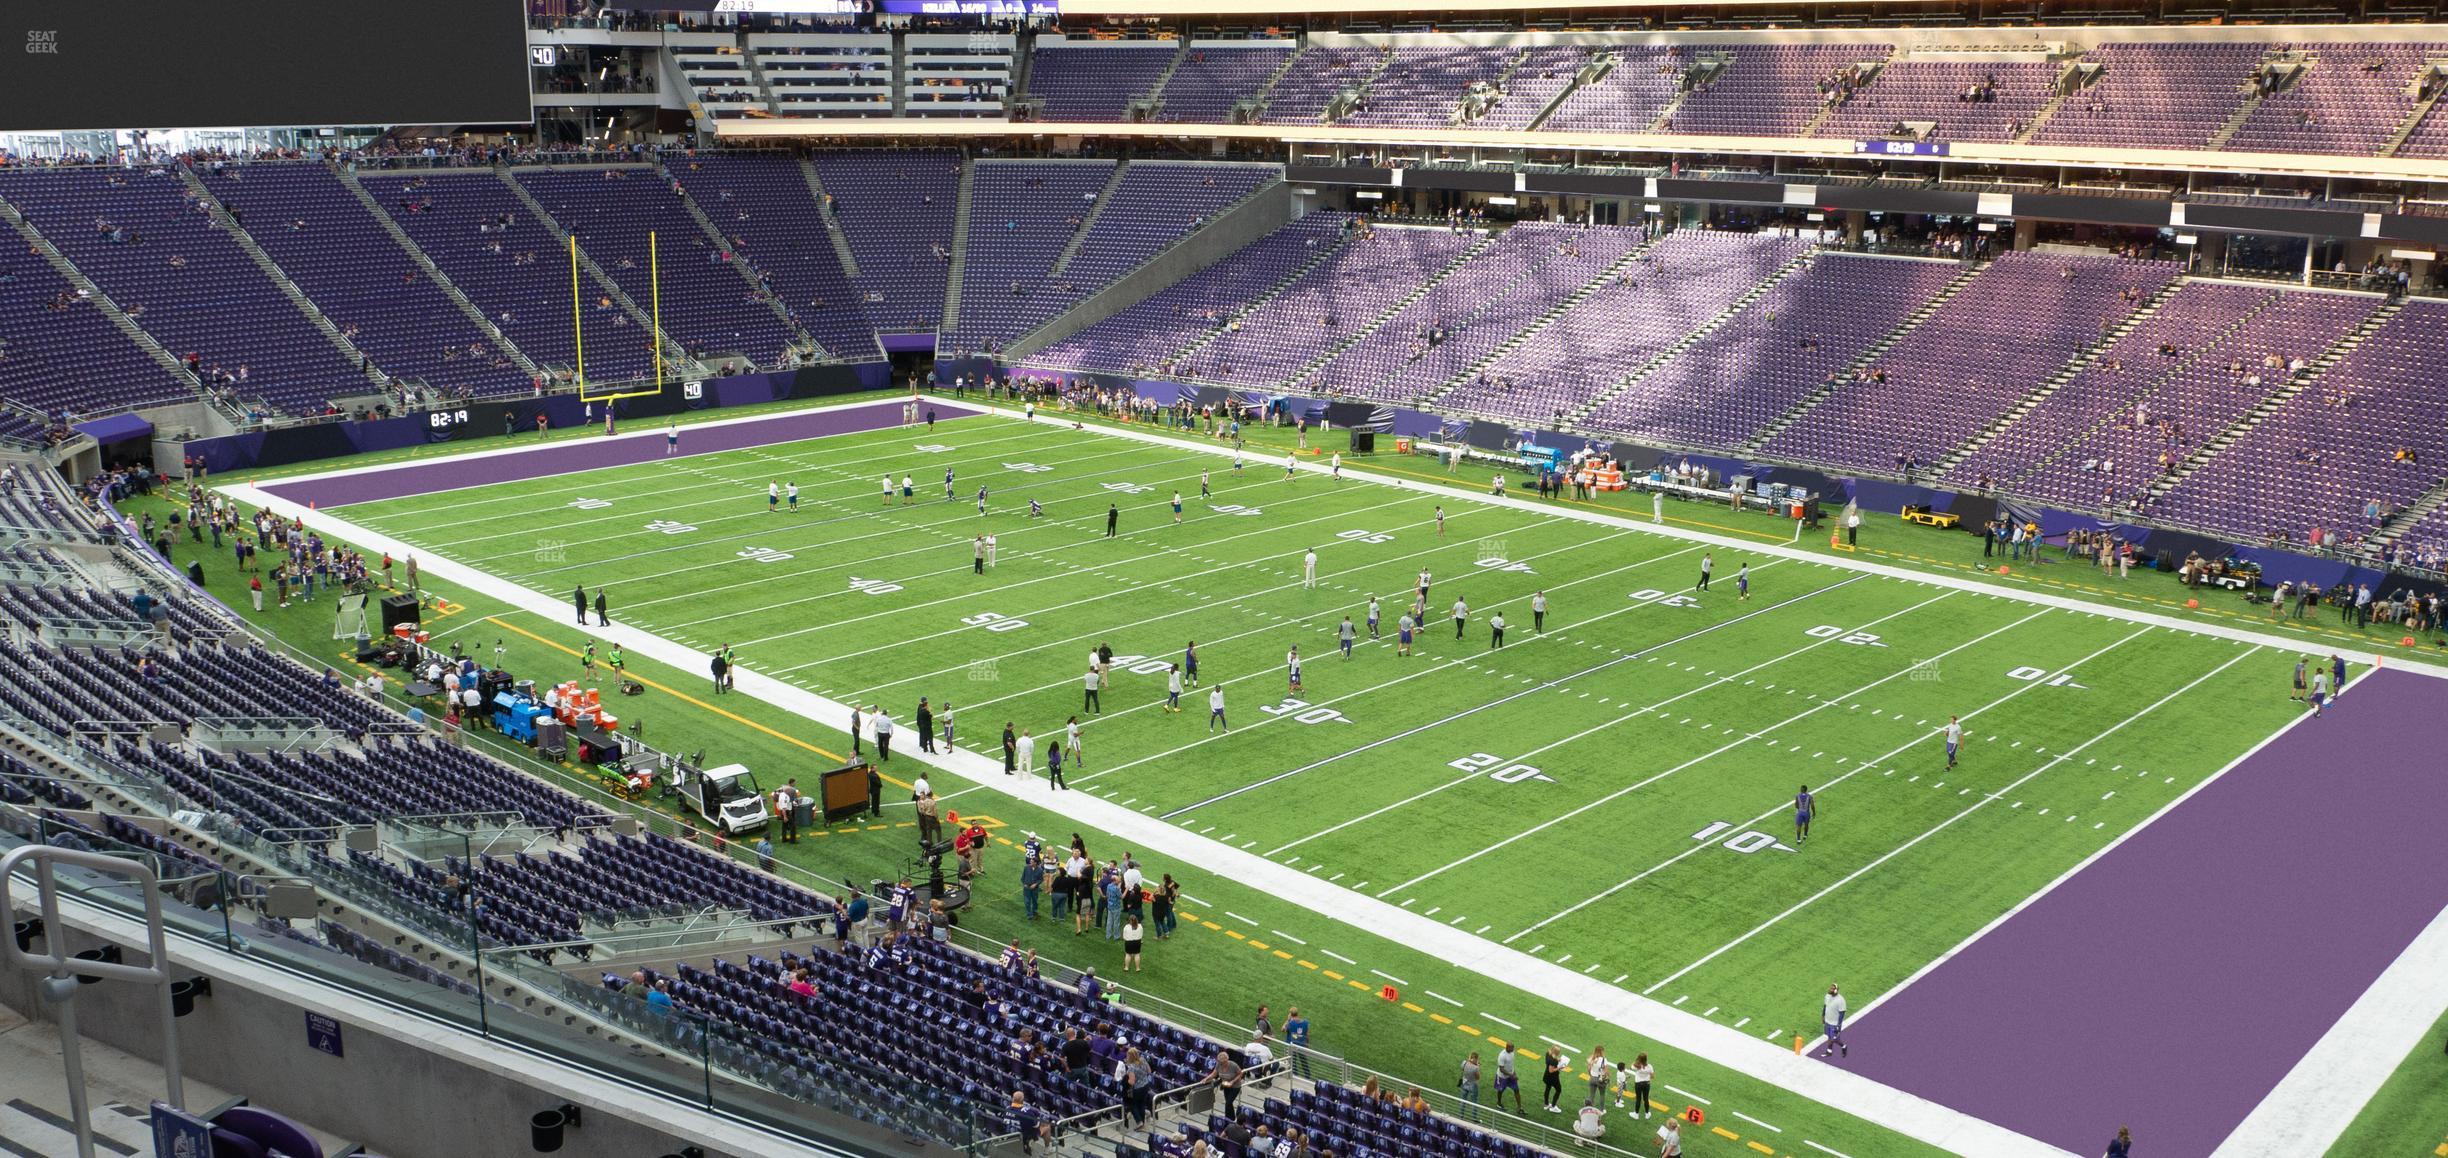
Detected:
[
  {"left": 141, "top": 400, "right": 238, "bottom": 475},
  {"left": 0, "top": 901, "right": 955, "bottom": 1158},
  {"left": 1004, "top": 179, "right": 1296, "bottom": 360}
]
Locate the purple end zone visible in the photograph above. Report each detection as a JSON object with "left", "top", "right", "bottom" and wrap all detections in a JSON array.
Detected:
[
  {"left": 260, "top": 401, "right": 978, "bottom": 508},
  {"left": 1841, "top": 666, "right": 2448, "bottom": 1157}
]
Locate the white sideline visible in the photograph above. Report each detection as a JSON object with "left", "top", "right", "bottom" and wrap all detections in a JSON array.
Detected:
[
  {"left": 1821, "top": 676, "right": 2448, "bottom": 1158},
  {"left": 2213, "top": 897, "right": 2448, "bottom": 1157},
  {"left": 920, "top": 401, "right": 2448, "bottom": 682},
  {"left": 223, "top": 398, "right": 2088, "bottom": 1158},
  {"left": 246, "top": 393, "right": 941, "bottom": 497}
]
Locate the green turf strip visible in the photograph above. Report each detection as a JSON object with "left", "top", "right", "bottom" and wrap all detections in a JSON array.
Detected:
[{"left": 144, "top": 403, "right": 2398, "bottom": 1158}]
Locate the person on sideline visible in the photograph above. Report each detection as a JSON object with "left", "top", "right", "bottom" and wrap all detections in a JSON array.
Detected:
[
  {"left": 1490, "top": 1041, "right": 1522, "bottom": 1113},
  {"left": 1820, "top": 984, "right": 1849, "bottom": 1058},
  {"left": 1458, "top": 1052, "right": 1482, "bottom": 1122},
  {"left": 1574, "top": 1102, "right": 1605, "bottom": 1143}
]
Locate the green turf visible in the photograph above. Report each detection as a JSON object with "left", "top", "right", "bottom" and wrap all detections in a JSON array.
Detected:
[
  {"left": 2322, "top": 1002, "right": 2448, "bottom": 1158},
  {"left": 136, "top": 499, "right": 1955, "bottom": 1158},
  {"left": 147, "top": 400, "right": 2418, "bottom": 1158}
]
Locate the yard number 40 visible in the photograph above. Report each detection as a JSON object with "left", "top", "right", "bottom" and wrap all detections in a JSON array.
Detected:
[{"left": 1448, "top": 752, "right": 1553, "bottom": 783}]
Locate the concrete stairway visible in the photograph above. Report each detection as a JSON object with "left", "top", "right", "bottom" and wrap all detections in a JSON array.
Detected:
[
  {"left": 940, "top": 157, "right": 975, "bottom": 333},
  {"left": 1245, "top": 44, "right": 1307, "bottom": 120},
  {"left": 660, "top": 164, "right": 820, "bottom": 356},
  {"left": 798, "top": 158, "right": 863, "bottom": 279},
  {"left": 1738, "top": 260, "right": 1981, "bottom": 455},
  {"left": 2372, "top": 475, "right": 2448, "bottom": 548},
  {"left": 1164, "top": 230, "right": 1356, "bottom": 368},
  {"left": 1280, "top": 230, "right": 1500, "bottom": 389},
  {"left": 1996, "top": 287, "right": 2289, "bottom": 491},
  {"left": 1930, "top": 277, "right": 2189, "bottom": 477},
  {"left": 176, "top": 168, "right": 386, "bottom": 390},
  {"left": 338, "top": 169, "right": 542, "bottom": 380},
  {"left": 1424, "top": 236, "right": 1662, "bottom": 398},
  {"left": 494, "top": 169, "right": 694, "bottom": 373},
  {"left": 1049, "top": 160, "right": 1130, "bottom": 277},
  {"left": 0, "top": 194, "right": 217, "bottom": 410},
  {"left": 1567, "top": 245, "right": 1823, "bottom": 426},
  {"left": 2379, "top": 63, "right": 2445, "bottom": 156},
  {"left": 1141, "top": 41, "right": 1192, "bottom": 111},
  {"left": 2208, "top": 49, "right": 2293, "bottom": 150},
  {"left": 2146, "top": 298, "right": 2403, "bottom": 500}
]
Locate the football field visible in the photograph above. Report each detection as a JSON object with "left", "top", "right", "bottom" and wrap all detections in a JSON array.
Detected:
[{"left": 312, "top": 402, "right": 2309, "bottom": 1045}]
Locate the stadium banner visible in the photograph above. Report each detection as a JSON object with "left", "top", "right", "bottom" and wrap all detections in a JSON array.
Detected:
[
  {"left": 180, "top": 365, "right": 882, "bottom": 475},
  {"left": 1400, "top": 170, "right": 1517, "bottom": 194},
  {"left": 1284, "top": 165, "right": 1394, "bottom": 188},
  {"left": 1655, "top": 179, "right": 1790, "bottom": 207},
  {"left": 1524, "top": 172, "right": 1643, "bottom": 199},
  {"left": 2012, "top": 194, "right": 2172, "bottom": 228},
  {"left": 2377, "top": 214, "right": 2448, "bottom": 246},
  {"left": 2181, "top": 202, "right": 2363, "bottom": 239},
  {"left": 1813, "top": 185, "right": 1979, "bottom": 216}
]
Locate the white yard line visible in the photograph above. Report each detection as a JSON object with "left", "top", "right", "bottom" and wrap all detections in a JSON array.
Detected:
[
  {"left": 919, "top": 399, "right": 2448, "bottom": 682},
  {"left": 1404, "top": 608, "right": 2062, "bottom": 910},
  {"left": 1659, "top": 644, "right": 2258, "bottom": 998},
  {"left": 225, "top": 402, "right": 2091, "bottom": 1158},
  {"left": 1501, "top": 615, "right": 2117, "bottom": 945},
  {"left": 257, "top": 395, "right": 948, "bottom": 498},
  {"left": 1168, "top": 571, "right": 1859, "bottom": 820},
  {"left": 756, "top": 492, "right": 1427, "bottom": 660},
  {"left": 519, "top": 438, "right": 1192, "bottom": 589},
  {"left": 1846, "top": 684, "right": 2316, "bottom": 1032},
  {"left": 394, "top": 421, "right": 1087, "bottom": 538},
  {"left": 1268, "top": 588, "right": 1953, "bottom": 856},
  {"left": 886, "top": 515, "right": 1639, "bottom": 712},
  {"left": 1042, "top": 546, "right": 1726, "bottom": 796}
]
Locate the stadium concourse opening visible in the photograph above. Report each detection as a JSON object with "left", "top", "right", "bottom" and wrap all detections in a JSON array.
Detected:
[{"left": 5, "top": 3, "right": 2448, "bottom": 1157}]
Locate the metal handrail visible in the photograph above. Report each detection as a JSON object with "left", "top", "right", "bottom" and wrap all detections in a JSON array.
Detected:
[{"left": 0, "top": 844, "right": 188, "bottom": 1158}]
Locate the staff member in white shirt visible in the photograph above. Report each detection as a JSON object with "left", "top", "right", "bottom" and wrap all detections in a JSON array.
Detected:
[{"left": 1820, "top": 983, "right": 1849, "bottom": 1058}]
